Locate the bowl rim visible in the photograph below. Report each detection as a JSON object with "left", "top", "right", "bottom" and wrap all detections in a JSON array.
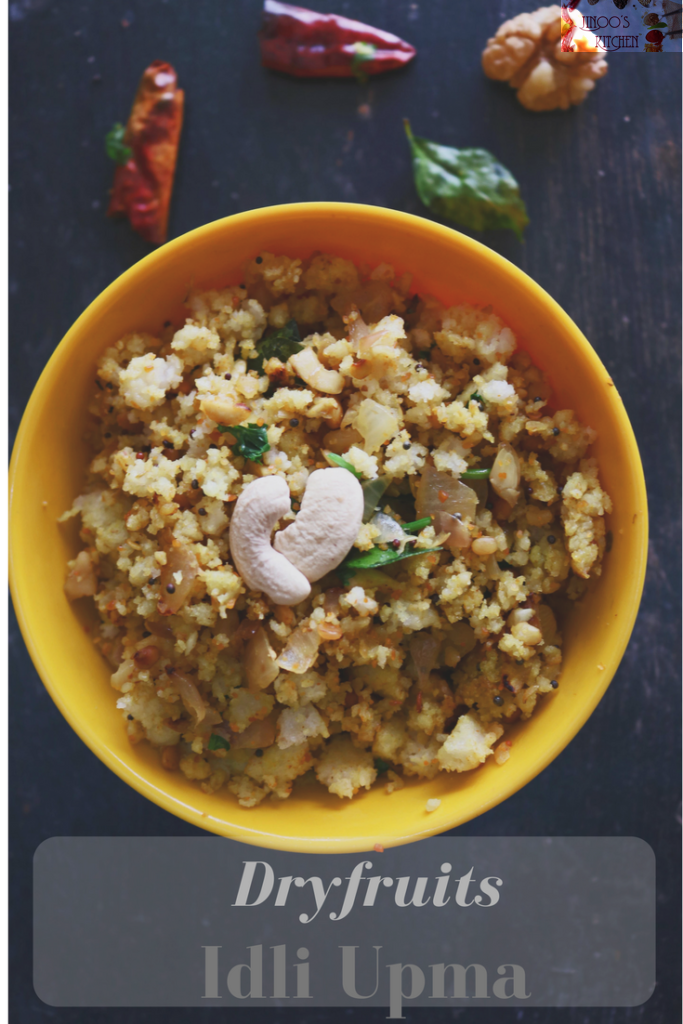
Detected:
[{"left": 9, "top": 202, "right": 649, "bottom": 850}]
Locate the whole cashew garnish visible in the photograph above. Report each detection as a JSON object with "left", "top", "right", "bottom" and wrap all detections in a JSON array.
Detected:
[
  {"left": 274, "top": 468, "right": 364, "bottom": 582},
  {"left": 229, "top": 476, "right": 311, "bottom": 606}
]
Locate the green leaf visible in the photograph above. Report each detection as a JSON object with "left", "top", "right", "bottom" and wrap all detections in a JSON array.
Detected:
[
  {"left": 374, "top": 758, "right": 391, "bottom": 773},
  {"left": 324, "top": 452, "right": 363, "bottom": 479},
  {"left": 469, "top": 390, "right": 485, "bottom": 408},
  {"left": 217, "top": 423, "right": 270, "bottom": 463},
  {"left": 248, "top": 320, "right": 303, "bottom": 374},
  {"left": 403, "top": 120, "right": 529, "bottom": 241},
  {"left": 460, "top": 468, "right": 490, "bottom": 480},
  {"left": 105, "top": 122, "right": 132, "bottom": 165},
  {"left": 208, "top": 734, "right": 231, "bottom": 751},
  {"left": 336, "top": 564, "right": 357, "bottom": 587},
  {"left": 402, "top": 517, "right": 432, "bottom": 533},
  {"left": 344, "top": 544, "right": 443, "bottom": 572}
]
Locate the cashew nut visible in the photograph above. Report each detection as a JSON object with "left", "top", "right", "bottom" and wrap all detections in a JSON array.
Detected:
[
  {"left": 229, "top": 476, "right": 311, "bottom": 606},
  {"left": 200, "top": 394, "right": 251, "bottom": 426},
  {"left": 274, "top": 468, "right": 364, "bottom": 582},
  {"left": 289, "top": 347, "right": 344, "bottom": 394}
]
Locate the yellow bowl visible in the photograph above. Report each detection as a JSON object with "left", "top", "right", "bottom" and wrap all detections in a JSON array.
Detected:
[{"left": 9, "top": 203, "right": 647, "bottom": 851}]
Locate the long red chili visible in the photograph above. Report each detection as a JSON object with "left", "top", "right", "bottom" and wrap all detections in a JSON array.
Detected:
[
  {"left": 107, "top": 61, "right": 184, "bottom": 245},
  {"left": 258, "top": 0, "right": 416, "bottom": 78}
]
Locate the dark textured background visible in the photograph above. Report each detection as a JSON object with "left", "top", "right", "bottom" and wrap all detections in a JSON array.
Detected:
[{"left": 9, "top": 1, "right": 681, "bottom": 1021}]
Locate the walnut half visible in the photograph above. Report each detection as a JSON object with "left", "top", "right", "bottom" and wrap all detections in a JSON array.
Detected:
[{"left": 482, "top": 5, "right": 608, "bottom": 112}]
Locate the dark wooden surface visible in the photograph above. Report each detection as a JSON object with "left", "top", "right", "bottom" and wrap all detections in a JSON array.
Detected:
[{"left": 9, "top": 1, "right": 681, "bottom": 1021}]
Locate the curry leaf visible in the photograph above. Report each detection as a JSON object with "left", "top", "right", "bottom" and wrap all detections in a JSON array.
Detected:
[
  {"left": 338, "top": 543, "right": 443, "bottom": 585},
  {"left": 208, "top": 734, "right": 231, "bottom": 751},
  {"left": 324, "top": 451, "right": 363, "bottom": 479},
  {"left": 401, "top": 517, "right": 432, "bottom": 533},
  {"left": 217, "top": 423, "right": 270, "bottom": 463},
  {"left": 404, "top": 120, "right": 529, "bottom": 241},
  {"left": 460, "top": 468, "right": 490, "bottom": 480},
  {"left": 248, "top": 319, "right": 303, "bottom": 373},
  {"left": 374, "top": 758, "right": 391, "bottom": 773},
  {"left": 105, "top": 123, "right": 132, "bottom": 165}
]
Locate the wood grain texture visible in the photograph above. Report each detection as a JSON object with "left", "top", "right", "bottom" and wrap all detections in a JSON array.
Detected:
[{"left": 9, "top": 1, "right": 681, "bottom": 1021}]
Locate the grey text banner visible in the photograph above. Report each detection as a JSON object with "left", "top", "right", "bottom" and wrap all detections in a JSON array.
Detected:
[{"left": 33, "top": 836, "right": 655, "bottom": 1015}]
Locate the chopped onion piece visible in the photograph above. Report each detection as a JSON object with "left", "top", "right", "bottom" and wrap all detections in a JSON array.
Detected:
[
  {"left": 145, "top": 618, "right": 175, "bottom": 641},
  {"left": 361, "top": 476, "right": 390, "bottom": 522},
  {"left": 409, "top": 633, "right": 441, "bottom": 689},
  {"left": 244, "top": 625, "right": 279, "bottom": 692},
  {"left": 445, "top": 621, "right": 477, "bottom": 657},
  {"left": 277, "top": 621, "right": 321, "bottom": 674},
  {"left": 490, "top": 444, "right": 521, "bottom": 507},
  {"left": 195, "top": 707, "right": 224, "bottom": 733},
  {"left": 433, "top": 511, "right": 471, "bottom": 550},
  {"left": 221, "top": 607, "right": 240, "bottom": 637},
  {"left": 212, "top": 723, "right": 234, "bottom": 743},
  {"left": 169, "top": 668, "right": 206, "bottom": 723},
  {"left": 318, "top": 621, "right": 343, "bottom": 641},
  {"left": 64, "top": 550, "right": 97, "bottom": 600},
  {"left": 230, "top": 712, "right": 278, "bottom": 750},
  {"left": 355, "top": 399, "right": 399, "bottom": 453},
  {"left": 370, "top": 512, "right": 410, "bottom": 548},
  {"left": 536, "top": 604, "right": 558, "bottom": 644},
  {"left": 416, "top": 465, "right": 478, "bottom": 521},
  {"left": 323, "top": 427, "right": 363, "bottom": 454},
  {"left": 346, "top": 309, "right": 371, "bottom": 349},
  {"left": 105, "top": 639, "right": 124, "bottom": 668},
  {"left": 358, "top": 321, "right": 399, "bottom": 356},
  {"left": 204, "top": 708, "right": 223, "bottom": 726},
  {"left": 157, "top": 529, "right": 199, "bottom": 614},
  {"left": 323, "top": 588, "right": 345, "bottom": 615}
]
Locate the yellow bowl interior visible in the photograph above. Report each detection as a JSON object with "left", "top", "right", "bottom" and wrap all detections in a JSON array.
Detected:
[{"left": 9, "top": 203, "right": 648, "bottom": 851}]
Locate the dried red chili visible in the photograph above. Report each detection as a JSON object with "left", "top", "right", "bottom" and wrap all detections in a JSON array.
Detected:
[
  {"left": 258, "top": 0, "right": 416, "bottom": 79},
  {"left": 107, "top": 61, "right": 184, "bottom": 245}
]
